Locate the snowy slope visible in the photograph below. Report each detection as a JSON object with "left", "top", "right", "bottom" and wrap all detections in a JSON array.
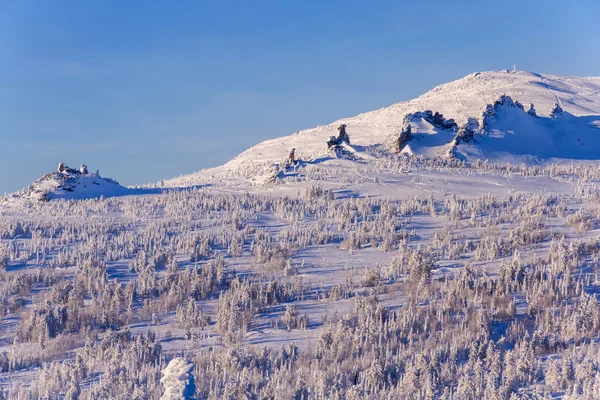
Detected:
[
  {"left": 5, "top": 165, "right": 133, "bottom": 203},
  {"left": 165, "top": 70, "right": 600, "bottom": 187},
  {"left": 231, "top": 70, "right": 600, "bottom": 168},
  {"left": 399, "top": 96, "right": 600, "bottom": 163},
  {"left": 455, "top": 99, "right": 600, "bottom": 162}
]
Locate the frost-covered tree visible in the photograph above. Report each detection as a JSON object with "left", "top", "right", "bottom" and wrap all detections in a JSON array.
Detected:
[{"left": 161, "top": 358, "right": 195, "bottom": 400}]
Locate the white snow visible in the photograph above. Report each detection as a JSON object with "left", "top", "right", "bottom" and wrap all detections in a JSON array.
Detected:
[
  {"left": 399, "top": 116, "right": 456, "bottom": 159},
  {"left": 455, "top": 103, "right": 600, "bottom": 163},
  {"left": 3, "top": 69, "right": 600, "bottom": 399},
  {"left": 160, "top": 358, "right": 195, "bottom": 400},
  {"left": 3, "top": 166, "right": 147, "bottom": 205},
  {"left": 164, "top": 70, "right": 600, "bottom": 188}
]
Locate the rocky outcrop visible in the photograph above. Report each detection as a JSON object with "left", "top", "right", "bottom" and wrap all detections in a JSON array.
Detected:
[
  {"left": 550, "top": 103, "right": 565, "bottom": 118},
  {"left": 337, "top": 124, "right": 350, "bottom": 144},
  {"left": 454, "top": 117, "right": 480, "bottom": 144},
  {"left": 395, "top": 111, "right": 458, "bottom": 154},
  {"left": 327, "top": 124, "right": 351, "bottom": 150},
  {"left": 404, "top": 110, "right": 458, "bottom": 131},
  {"left": 395, "top": 123, "right": 413, "bottom": 153},
  {"left": 13, "top": 163, "right": 129, "bottom": 202},
  {"left": 447, "top": 117, "right": 480, "bottom": 158},
  {"left": 482, "top": 95, "right": 525, "bottom": 129}
]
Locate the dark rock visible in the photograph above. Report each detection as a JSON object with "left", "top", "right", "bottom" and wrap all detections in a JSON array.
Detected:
[
  {"left": 395, "top": 124, "right": 413, "bottom": 153},
  {"left": 550, "top": 103, "right": 564, "bottom": 118}
]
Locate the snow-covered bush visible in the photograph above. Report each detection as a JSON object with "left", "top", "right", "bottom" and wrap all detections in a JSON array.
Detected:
[{"left": 161, "top": 357, "right": 195, "bottom": 400}]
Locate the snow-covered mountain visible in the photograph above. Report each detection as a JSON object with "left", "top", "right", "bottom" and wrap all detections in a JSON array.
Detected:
[
  {"left": 7, "top": 71, "right": 600, "bottom": 400},
  {"left": 401, "top": 95, "right": 600, "bottom": 163},
  {"left": 165, "top": 70, "right": 600, "bottom": 187},
  {"left": 5, "top": 164, "right": 133, "bottom": 202},
  {"left": 455, "top": 96, "right": 600, "bottom": 163}
]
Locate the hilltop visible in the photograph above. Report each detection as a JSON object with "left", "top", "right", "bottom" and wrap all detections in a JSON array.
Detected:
[{"left": 164, "top": 70, "right": 600, "bottom": 188}]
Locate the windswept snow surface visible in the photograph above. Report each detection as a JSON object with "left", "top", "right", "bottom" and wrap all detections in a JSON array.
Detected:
[{"left": 164, "top": 70, "right": 600, "bottom": 188}]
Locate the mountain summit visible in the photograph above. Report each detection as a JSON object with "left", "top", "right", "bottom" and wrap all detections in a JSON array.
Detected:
[{"left": 166, "top": 70, "right": 600, "bottom": 186}]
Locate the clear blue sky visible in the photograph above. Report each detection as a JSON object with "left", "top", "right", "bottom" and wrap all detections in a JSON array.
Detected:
[{"left": 1, "top": 0, "right": 599, "bottom": 193}]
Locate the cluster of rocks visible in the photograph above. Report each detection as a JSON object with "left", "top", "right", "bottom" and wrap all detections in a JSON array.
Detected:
[
  {"left": 327, "top": 124, "right": 351, "bottom": 150},
  {"left": 58, "top": 163, "right": 89, "bottom": 175},
  {"left": 446, "top": 117, "right": 481, "bottom": 158},
  {"left": 480, "top": 95, "right": 547, "bottom": 131},
  {"left": 395, "top": 111, "right": 458, "bottom": 153},
  {"left": 405, "top": 110, "right": 458, "bottom": 131},
  {"left": 382, "top": 90, "right": 582, "bottom": 162},
  {"left": 22, "top": 163, "right": 106, "bottom": 201},
  {"left": 481, "top": 94, "right": 525, "bottom": 129},
  {"left": 454, "top": 117, "right": 480, "bottom": 144},
  {"left": 396, "top": 94, "right": 548, "bottom": 156},
  {"left": 395, "top": 123, "right": 413, "bottom": 153}
]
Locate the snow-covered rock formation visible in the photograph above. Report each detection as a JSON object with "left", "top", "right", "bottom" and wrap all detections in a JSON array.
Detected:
[
  {"left": 481, "top": 94, "right": 525, "bottom": 130},
  {"left": 8, "top": 164, "right": 132, "bottom": 202},
  {"left": 453, "top": 95, "right": 600, "bottom": 162},
  {"left": 406, "top": 110, "right": 458, "bottom": 131},
  {"left": 164, "top": 70, "right": 600, "bottom": 187},
  {"left": 456, "top": 117, "right": 480, "bottom": 144},
  {"left": 550, "top": 102, "right": 565, "bottom": 118},
  {"left": 394, "top": 112, "right": 456, "bottom": 158},
  {"left": 395, "top": 121, "right": 413, "bottom": 153}
]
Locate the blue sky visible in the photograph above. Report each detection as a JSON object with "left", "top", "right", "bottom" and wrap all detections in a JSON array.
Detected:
[{"left": 1, "top": 0, "right": 599, "bottom": 193}]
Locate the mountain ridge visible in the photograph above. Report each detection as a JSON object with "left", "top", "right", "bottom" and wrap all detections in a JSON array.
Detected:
[{"left": 164, "top": 69, "right": 600, "bottom": 187}]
